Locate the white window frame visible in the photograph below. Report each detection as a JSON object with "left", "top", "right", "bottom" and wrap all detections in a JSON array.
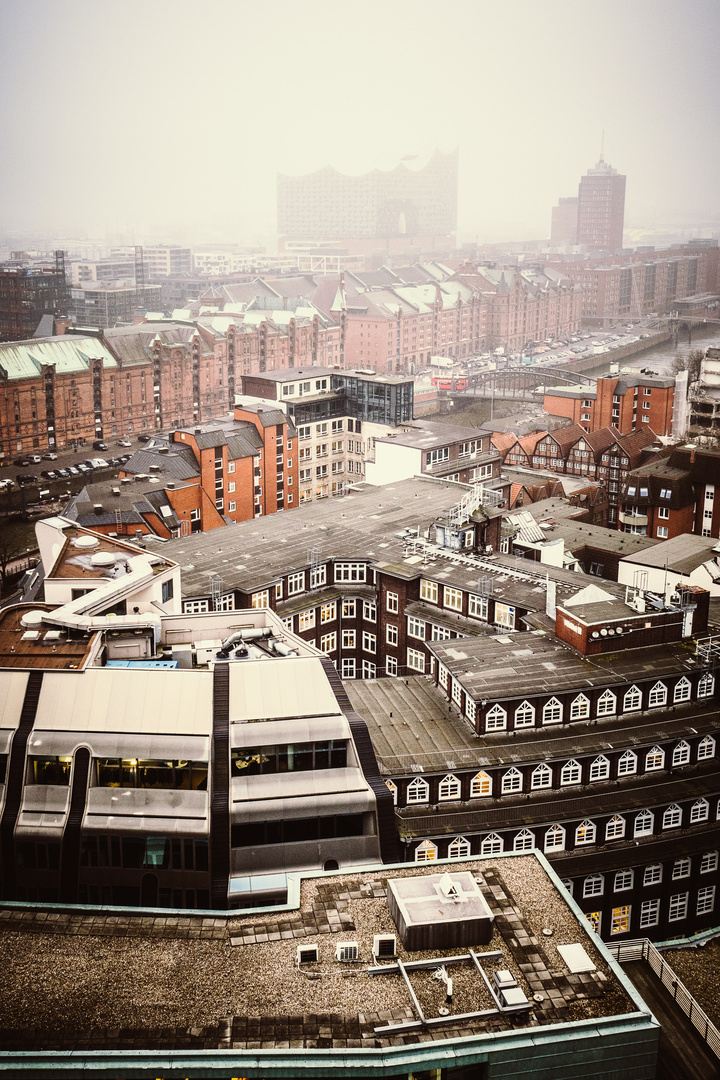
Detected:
[
  {"left": 514, "top": 700, "right": 535, "bottom": 727},
  {"left": 644, "top": 864, "right": 662, "bottom": 886},
  {"left": 589, "top": 755, "right": 610, "bottom": 782},
  {"left": 605, "top": 814, "right": 626, "bottom": 841},
  {"left": 674, "top": 676, "right": 691, "bottom": 703},
  {"left": 415, "top": 840, "right": 437, "bottom": 863},
  {"left": 645, "top": 745, "right": 665, "bottom": 771},
  {"left": 320, "top": 632, "right": 337, "bottom": 654},
  {"left": 468, "top": 593, "right": 488, "bottom": 620},
  {"left": 321, "top": 601, "right": 337, "bottom": 624},
  {"left": 335, "top": 562, "right": 366, "bottom": 583},
  {"left": 513, "top": 829, "right": 535, "bottom": 852},
  {"left": 583, "top": 875, "right": 604, "bottom": 898},
  {"left": 287, "top": 570, "right": 305, "bottom": 595},
  {"left": 698, "top": 735, "right": 716, "bottom": 761},
  {"left": 697, "top": 886, "right": 716, "bottom": 916},
  {"left": 596, "top": 689, "right": 617, "bottom": 716},
  {"left": 407, "top": 647, "right": 425, "bottom": 673},
  {"left": 634, "top": 809, "right": 654, "bottom": 837},
  {"left": 438, "top": 774, "right": 461, "bottom": 801},
  {"left": 386, "top": 591, "right": 399, "bottom": 614},
  {"left": 407, "top": 616, "right": 425, "bottom": 639},
  {"left": 406, "top": 777, "right": 429, "bottom": 804},
  {"left": 501, "top": 767, "right": 523, "bottom": 794},
  {"left": 341, "top": 657, "right": 356, "bottom": 679},
  {"left": 443, "top": 586, "right": 463, "bottom": 612},
  {"left": 298, "top": 609, "right": 316, "bottom": 632},
  {"left": 668, "top": 892, "right": 689, "bottom": 922},
  {"left": 623, "top": 685, "right": 642, "bottom": 712},
  {"left": 362, "top": 631, "right": 376, "bottom": 653},
  {"left": 663, "top": 804, "right": 682, "bottom": 829},
  {"left": 575, "top": 819, "right": 596, "bottom": 846},
  {"left": 544, "top": 824, "right": 565, "bottom": 852},
  {"left": 560, "top": 759, "right": 582, "bottom": 786},
  {"left": 448, "top": 836, "right": 471, "bottom": 859},
  {"left": 672, "top": 741, "right": 691, "bottom": 767},
  {"left": 617, "top": 750, "right": 637, "bottom": 777},
  {"left": 648, "top": 681, "right": 667, "bottom": 708},
  {"left": 419, "top": 578, "right": 439, "bottom": 604},
  {"left": 614, "top": 869, "right": 634, "bottom": 893},
  {"left": 570, "top": 693, "right": 590, "bottom": 720},
  {"left": 470, "top": 771, "right": 492, "bottom": 798},
  {"left": 542, "top": 697, "right": 563, "bottom": 725},
  {"left": 386, "top": 624, "right": 399, "bottom": 647},
  {"left": 698, "top": 672, "right": 715, "bottom": 698},
  {"left": 690, "top": 798, "right": 709, "bottom": 824},
  {"left": 480, "top": 833, "right": 504, "bottom": 856},
  {"left": 700, "top": 851, "right": 718, "bottom": 874},
  {"left": 639, "top": 899, "right": 660, "bottom": 929},
  {"left": 531, "top": 763, "right": 552, "bottom": 789},
  {"left": 485, "top": 704, "right": 507, "bottom": 732}
]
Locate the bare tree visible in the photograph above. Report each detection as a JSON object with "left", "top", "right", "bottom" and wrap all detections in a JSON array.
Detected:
[{"left": 670, "top": 349, "right": 704, "bottom": 383}]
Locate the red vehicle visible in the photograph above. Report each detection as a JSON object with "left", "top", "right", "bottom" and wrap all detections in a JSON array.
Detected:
[{"left": 431, "top": 375, "right": 468, "bottom": 391}]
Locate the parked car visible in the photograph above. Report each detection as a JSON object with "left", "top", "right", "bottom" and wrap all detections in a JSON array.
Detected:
[
  {"left": 41, "top": 452, "right": 58, "bottom": 460},
  {"left": 67, "top": 466, "right": 80, "bottom": 476},
  {"left": 137, "top": 434, "right": 152, "bottom": 443},
  {"left": 117, "top": 454, "right": 131, "bottom": 464},
  {"left": 77, "top": 463, "right": 91, "bottom": 474},
  {"left": 40, "top": 469, "right": 56, "bottom": 479},
  {"left": 56, "top": 468, "right": 69, "bottom": 478},
  {"left": 117, "top": 438, "right": 131, "bottom": 448},
  {"left": 0, "top": 478, "right": 14, "bottom": 490},
  {"left": 92, "top": 440, "right": 109, "bottom": 451},
  {"left": 17, "top": 473, "right": 38, "bottom": 485},
  {"left": 13, "top": 457, "right": 30, "bottom": 467}
]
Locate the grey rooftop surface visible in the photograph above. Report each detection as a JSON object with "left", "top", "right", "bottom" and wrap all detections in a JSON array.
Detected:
[
  {"left": 0, "top": 856, "right": 635, "bottom": 1053},
  {"left": 376, "top": 418, "right": 491, "bottom": 450},
  {"left": 619, "top": 533, "right": 720, "bottom": 574},
  {"left": 427, "top": 629, "right": 710, "bottom": 703},
  {"left": 509, "top": 499, "right": 661, "bottom": 557},
  {"left": 344, "top": 673, "right": 719, "bottom": 778},
  {"left": 163, "top": 477, "right": 467, "bottom": 597}
]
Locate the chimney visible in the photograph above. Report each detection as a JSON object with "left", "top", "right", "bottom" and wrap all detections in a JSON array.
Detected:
[{"left": 93, "top": 504, "right": 103, "bottom": 514}]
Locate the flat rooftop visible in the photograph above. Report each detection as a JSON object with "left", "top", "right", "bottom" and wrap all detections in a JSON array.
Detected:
[
  {"left": 0, "top": 604, "right": 96, "bottom": 670},
  {"left": 345, "top": 673, "right": 719, "bottom": 778},
  {"left": 428, "top": 630, "right": 709, "bottom": 702},
  {"left": 45, "top": 524, "right": 175, "bottom": 581},
  {"left": 620, "top": 533, "right": 720, "bottom": 574},
  {"left": 0, "top": 855, "right": 637, "bottom": 1053}
]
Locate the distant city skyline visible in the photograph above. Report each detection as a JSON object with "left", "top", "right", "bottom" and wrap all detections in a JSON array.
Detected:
[{"left": 0, "top": 0, "right": 719, "bottom": 245}]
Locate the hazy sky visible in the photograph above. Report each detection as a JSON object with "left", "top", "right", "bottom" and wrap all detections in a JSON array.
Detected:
[{"left": 1, "top": 0, "right": 718, "bottom": 244}]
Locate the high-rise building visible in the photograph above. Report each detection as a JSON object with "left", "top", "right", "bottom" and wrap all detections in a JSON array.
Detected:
[
  {"left": 277, "top": 148, "right": 458, "bottom": 242},
  {"left": 576, "top": 157, "right": 626, "bottom": 251},
  {"left": 0, "top": 252, "right": 70, "bottom": 342},
  {"left": 550, "top": 196, "right": 578, "bottom": 246}
]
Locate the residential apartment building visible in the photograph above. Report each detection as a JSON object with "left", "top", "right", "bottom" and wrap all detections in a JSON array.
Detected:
[
  {"left": 576, "top": 157, "right": 626, "bottom": 251},
  {"left": 79, "top": 407, "right": 298, "bottom": 534},
  {"left": 367, "top": 420, "right": 504, "bottom": 496},
  {"left": 550, "top": 196, "right": 578, "bottom": 246},
  {"left": 618, "top": 445, "right": 720, "bottom": 540},
  {"left": 2, "top": 516, "right": 392, "bottom": 911},
  {"left": 239, "top": 366, "right": 414, "bottom": 502},
  {"left": 544, "top": 374, "right": 676, "bottom": 437},
  {"left": 0, "top": 253, "right": 70, "bottom": 342},
  {"left": 138, "top": 245, "right": 193, "bottom": 278}
]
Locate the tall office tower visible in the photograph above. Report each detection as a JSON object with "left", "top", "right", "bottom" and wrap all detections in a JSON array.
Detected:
[
  {"left": 576, "top": 157, "right": 626, "bottom": 251},
  {"left": 277, "top": 148, "right": 458, "bottom": 241},
  {"left": 550, "top": 196, "right": 578, "bottom": 245}
]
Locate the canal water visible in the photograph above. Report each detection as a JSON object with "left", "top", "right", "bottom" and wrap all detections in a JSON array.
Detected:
[{"left": 582, "top": 325, "right": 720, "bottom": 379}]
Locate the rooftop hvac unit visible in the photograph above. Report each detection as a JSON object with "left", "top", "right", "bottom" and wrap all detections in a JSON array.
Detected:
[
  {"left": 372, "top": 934, "right": 396, "bottom": 960},
  {"left": 335, "top": 941, "right": 359, "bottom": 962},
  {"left": 296, "top": 944, "right": 319, "bottom": 966}
]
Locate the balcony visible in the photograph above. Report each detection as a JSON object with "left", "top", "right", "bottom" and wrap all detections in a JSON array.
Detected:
[{"left": 618, "top": 510, "right": 648, "bottom": 527}]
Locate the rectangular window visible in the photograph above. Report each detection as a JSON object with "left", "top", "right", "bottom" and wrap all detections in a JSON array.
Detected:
[
  {"left": 468, "top": 593, "right": 488, "bottom": 620},
  {"left": 183, "top": 599, "right": 210, "bottom": 614},
  {"left": 342, "top": 629, "right": 356, "bottom": 649},
  {"left": 420, "top": 579, "right": 438, "bottom": 604},
  {"left": 386, "top": 656, "right": 398, "bottom": 677},
  {"left": 319, "top": 601, "right": 336, "bottom": 624},
  {"left": 341, "top": 658, "right": 356, "bottom": 679},
  {"left": 342, "top": 598, "right": 356, "bottom": 619},
  {"left": 407, "top": 647, "right": 425, "bottom": 673},
  {"left": 639, "top": 899, "right": 660, "bottom": 929},
  {"left": 386, "top": 591, "right": 399, "bottom": 613},
  {"left": 320, "top": 632, "right": 336, "bottom": 654},
  {"left": 697, "top": 886, "right": 716, "bottom": 915},
  {"left": 386, "top": 624, "right": 398, "bottom": 646},
  {"left": 610, "top": 905, "right": 630, "bottom": 935},
  {"left": 161, "top": 579, "right": 174, "bottom": 603},
  {"left": 251, "top": 589, "right": 269, "bottom": 608},
  {"left": 494, "top": 603, "right": 515, "bottom": 629},
  {"left": 363, "top": 600, "right": 377, "bottom": 622},
  {"left": 444, "top": 586, "right": 463, "bottom": 611},
  {"left": 362, "top": 631, "right": 376, "bottom": 653},
  {"left": 335, "top": 562, "right": 366, "bottom": 582},
  {"left": 298, "top": 609, "right": 315, "bottom": 631},
  {"left": 287, "top": 571, "right": 305, "bottom": 595},
  {"left": 310, "top": 564, "right": 326, "bottom": 588},
  {"left": 669, "top": 892, "right": 689, "bottom": 922},
  {"left": 407, "top": 616, "right": 425, "bottom": 639},
  {"left": 228, "top": 481, "right": 235, "bottom": 493}
]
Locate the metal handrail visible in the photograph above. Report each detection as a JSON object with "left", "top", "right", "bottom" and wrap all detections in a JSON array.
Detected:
[{"left": 607, "top": 937, "right": 720, "bottom": 1060}]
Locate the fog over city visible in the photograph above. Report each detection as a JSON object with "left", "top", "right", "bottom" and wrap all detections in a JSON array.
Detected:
[{"left": 1, "top": 0, "right": 719, "bottom": 243}]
